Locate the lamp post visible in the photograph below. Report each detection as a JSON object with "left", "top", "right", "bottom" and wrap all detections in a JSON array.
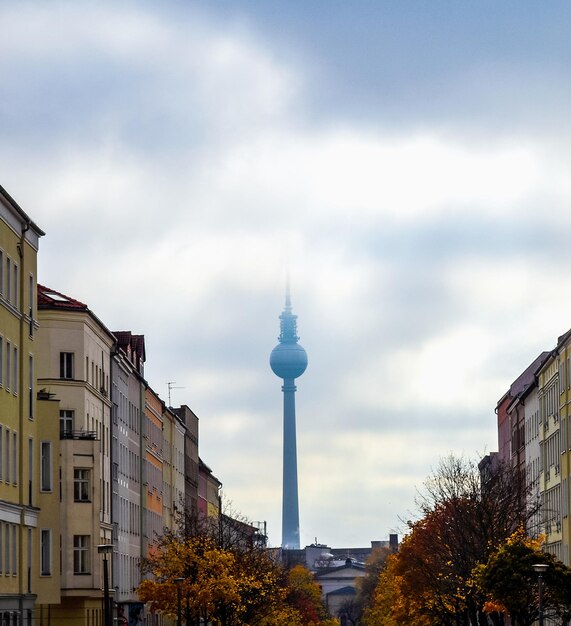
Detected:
[
  {"left": 174, "top": 577, "right": 184, "bottom": 626},
  {"left": 97, "top": 544, "right": 114, "bottom": 626},
  {"left": 532, "top": 563, "right": 549, "bottom": 626}
]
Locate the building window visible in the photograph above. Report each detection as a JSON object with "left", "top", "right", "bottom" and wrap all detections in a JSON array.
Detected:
[
  {"left": 28, "top": 355, "right": 33, "bottom": 419},
  {"left": 5, "top": 257, "right": 10, "bottom": 303},
  {"left": 29, "top": 274, "right": 34, "bottom": 310},
  {"left": 5, "top": 428, "right": 10, "bottom": 483},
  {"left": 73, "top": 535, "right": 90, "bottom": 574},
  {"left": 13, "top": 263, "right": 18, "bottom": 307},
  {"left": 0, "top": 337, "right": 3, "bottom": 386},
  {"left": 12, "top": 346, "right": 17, "bottom": 395},
  {"left": 40, "top": 442, "right": 52, "bottom": 491},
  {"left": 74, "top": 469, "right": 90, "bottom": 502},
  {"left": 0, "top": 250, "right": 3, "bottom": 295},
  {"left": 40, "top": 529, "right": 51, "bottom": 575},
  {"left": 12, "top": 432, "right": 17, "bottom": 485},
  {"left": 28, "top": 438, "right": 33, "bottom": 506},
  {"left": 27, "top": 528, "right": 32, "bottom": 593},
  {"left": 60, "top": 352, "right": 74, "bottom": 379},
  {"left": 4, "top": 523, "right": 10, "bottom": 573},
  {"left": 5, "top": 342, "right": 10, "bottom": 390},
  {"left": 0, "top": 425, "right": 2, "bottom": 481},
  {"left": 12, "top": 524, "right": 17, "bottom": 575},
  {"left": 60, "top": 410, "right": 74, "bottom": 438}
]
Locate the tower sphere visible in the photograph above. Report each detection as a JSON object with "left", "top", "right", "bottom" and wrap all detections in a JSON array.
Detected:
[{"left": 270, "top": 342, "right": 308, "bottom": 380}]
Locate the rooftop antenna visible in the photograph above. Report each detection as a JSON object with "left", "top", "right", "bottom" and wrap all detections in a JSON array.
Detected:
[{"left": 167, "top": 382, "right": 184, "bottom": 407}]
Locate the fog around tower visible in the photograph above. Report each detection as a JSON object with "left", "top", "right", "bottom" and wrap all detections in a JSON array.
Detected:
[{"left": 2, "top": 1, "right": 571, "bottom": 547}]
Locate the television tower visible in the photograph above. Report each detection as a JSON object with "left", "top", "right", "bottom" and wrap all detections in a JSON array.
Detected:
[{"left": 270, "top": 284, "right": 308, "bottom": 549}]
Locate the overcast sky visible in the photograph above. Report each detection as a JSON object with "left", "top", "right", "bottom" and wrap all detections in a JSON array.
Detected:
[{"left": 2, "top": 1, "right": 571, "bottom": 548}]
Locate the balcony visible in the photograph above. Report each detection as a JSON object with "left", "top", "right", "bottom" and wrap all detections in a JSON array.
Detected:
[{"left": 60, "top": 430, "right": 98, "bottom": 441}]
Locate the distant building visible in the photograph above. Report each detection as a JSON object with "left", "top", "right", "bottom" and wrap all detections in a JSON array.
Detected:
[
  {"left": 536, "top": 333, "right": 568, "bottom": 564},
  {"left": 486, "top": 352, "right": 550, "bottom": 530},
  {"left": 495, "top": 352, "right": 549, "bottom": 467},
  {"left": 143, "top": 385, "right": 165, "bottom": 554},
  {"left": 488, "top": 337, "right": 571, "bottom": 566},
  {"left": 282, "top": 539, "right": 398, "bottom": 620},
  {"left": 111, "top": 331, "right": 145, "bottom": 616},
  {"left": 314, "top": 558, "right": 366, "bottom": 619},
  {"left": 173, "top": 405, "right": 199, "bottom": 515},
  {"left": 282, "top": 537, "right": 398, "bottom": 572},
  {"left": 162, "top": 404, "right": 186, "bottom": 530},
  {"left": 198, "top": 458, "right": 222, "bottom": 519}
]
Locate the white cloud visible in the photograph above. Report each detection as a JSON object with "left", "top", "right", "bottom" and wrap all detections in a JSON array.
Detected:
[{"left": 2, "top": 1, "right": 571, "bottom": 549}]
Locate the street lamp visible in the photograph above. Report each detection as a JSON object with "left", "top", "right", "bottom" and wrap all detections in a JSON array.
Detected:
[
  {"left": 97, "top": 544, "right": 114, "bottom": 626},
  {"left": 532, "top": 563, "right": 549, "bottom": 626},
  {"left": 174, "top": 577, "right": 184, "bottom": 626}
]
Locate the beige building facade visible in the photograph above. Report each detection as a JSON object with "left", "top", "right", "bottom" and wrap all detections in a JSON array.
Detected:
[
  {"left": 162, "top": 405, "right": 186, "bottom": 531},
  {"left": 36, "top": 285, "right": 115, "bottom": 625}
]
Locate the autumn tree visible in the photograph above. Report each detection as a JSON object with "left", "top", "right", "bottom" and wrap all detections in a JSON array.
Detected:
[
  {"left": 364, "top": 455, "right": 535, "bottom": 626},
  {"left": 336, "top": 546, "right": 391, "bottom": 625},
  {"left": 138, "top": 506, "right": 287, "bottom": 626},
  {"left": 138, "top": 534, "right": 242, "bottom": 624},
  {"left": 362, "top": 552, "right": 435, "bottom": 626},
  {"left": 285, "top": 565, "right": 331, "bottom": 624},
  {"left": 138, "top": 502, "right": 345, "bottom": 625},
  {"left": 357, "top": 547, "right": 391, "bottom": 613},
  {"left": 475, "top": 528, "right": 571, "bottom": 626}
]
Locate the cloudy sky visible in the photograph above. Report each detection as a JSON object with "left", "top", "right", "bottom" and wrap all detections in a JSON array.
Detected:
[{"left": 2, "top": 1, "right": 571, "bottom": 548}]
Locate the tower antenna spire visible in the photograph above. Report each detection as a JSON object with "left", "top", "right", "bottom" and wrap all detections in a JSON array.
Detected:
[{"left": 285, "top": 273, "right": 292, "bottom": 312}]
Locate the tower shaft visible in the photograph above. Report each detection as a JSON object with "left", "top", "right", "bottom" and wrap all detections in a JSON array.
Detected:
[
  {"left": 270, "top": 287, "right": 307, "bottom": 551},
  {"left": 282, "top": 378, "right": 300, "bottom": 549}
]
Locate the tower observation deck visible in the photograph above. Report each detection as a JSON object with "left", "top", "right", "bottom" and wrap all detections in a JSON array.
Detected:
[{"left": 270, "top": 286, "right": 308, "bottom": 550}]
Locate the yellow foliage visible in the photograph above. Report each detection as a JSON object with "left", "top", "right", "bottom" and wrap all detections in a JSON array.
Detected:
[{"left": 483, "top": 600, "right": 506, "bottom": 614}]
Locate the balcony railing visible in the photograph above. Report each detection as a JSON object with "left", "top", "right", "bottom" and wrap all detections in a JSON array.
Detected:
[{"left": 60, "top": 430, "right": 98, "bottom": 441}]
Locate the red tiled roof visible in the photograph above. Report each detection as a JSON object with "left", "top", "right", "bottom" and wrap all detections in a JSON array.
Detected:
[
  {"left": 37, "top": 284, "right": 88, "bottom": 311},
  {"left": 113, "top": 331, "right": 146, "bottom": 363},
  {"left": 114, "top": 331, "right": 133, "bottom": 350}
]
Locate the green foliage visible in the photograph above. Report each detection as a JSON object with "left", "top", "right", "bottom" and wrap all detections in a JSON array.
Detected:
[
  {"left": 363, "top": 455, "right": 537, "bottom": 626},
  {"left": 475, "top": 528, "right": 571, "bottom": 626}
]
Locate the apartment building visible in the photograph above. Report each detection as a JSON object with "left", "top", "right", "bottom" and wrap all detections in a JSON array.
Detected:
[
  {"left": 143, "top": 386, "right": 164, "bottom": 555},
  {"left": 0, "top": 185, "right": 47, "bottom": 624},
  {"left": 537, "top": 347, "right": 564, "bottom": 563},
  {"left": 492, "top": 333, "right": 571, "bottom": 566},
  {"left": 162, "top": 405, "right": 186, "bottom": 531},
  {"left": 172, "top": 406, "right": 199, "bottom": 516},
  {"left": 111, "top": 331, "right": 146, "bottom": 618},
  {"left": 0, "top": 183, "right": 234, "bottom": 626},
  {"left": 522, "top": 379, "right": 543, "bottom": 537},
  {"left": 556, "top": 332, "right": 571, "bottom": 567},
  {"left": 198, "top": 458, "right": 222, "bottom": 519},
  {"left": 36, "top": 284, "right": 115, "bottom": 625}
]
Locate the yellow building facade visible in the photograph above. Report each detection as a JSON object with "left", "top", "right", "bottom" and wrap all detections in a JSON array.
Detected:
[
  {"left": 0, "top": 185, "right": 55, "bottom": 623},
  {"left": 537, "top": 331, "right": 571, "bottom": 566}
]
